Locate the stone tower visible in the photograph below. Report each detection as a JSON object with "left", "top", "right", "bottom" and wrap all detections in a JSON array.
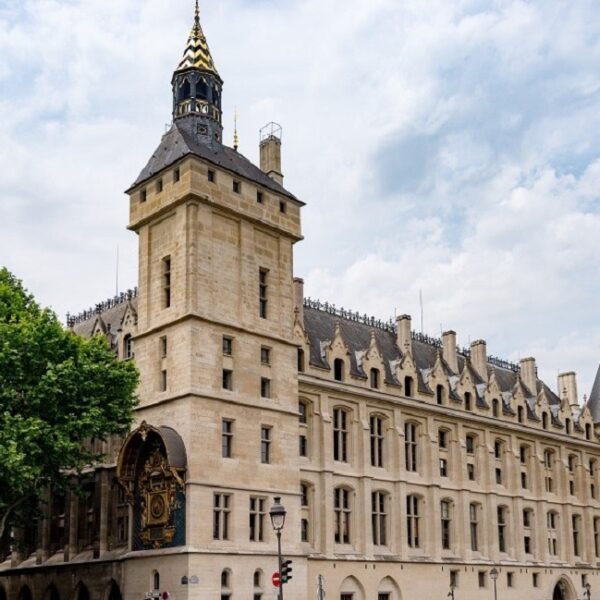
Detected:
[{"left": 122, "top": 1, "right": 305, "bottom": 595}]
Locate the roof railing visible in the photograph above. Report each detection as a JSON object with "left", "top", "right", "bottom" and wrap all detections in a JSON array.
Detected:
[{"left": 67, "top": 287, "right": 138, "bottom": 327}]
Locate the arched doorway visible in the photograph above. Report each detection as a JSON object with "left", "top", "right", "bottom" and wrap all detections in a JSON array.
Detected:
[
  {"left": 74, "top": 583, "right": 90, "bottom": 600},
  {"left": 44, "top": 585, "right": 60, "bottom": 600},
  {"left": 553, "top": 579, "right": 574, "bottom": 600},
  {"left": 107, "top": 582, "right": 122, "bottom": 600},
  {"left": 18, "top": 586, "right": 33, "bottom": 600},
  {"left": 0, "top": 585, "right": 7, "bottom": 600}
]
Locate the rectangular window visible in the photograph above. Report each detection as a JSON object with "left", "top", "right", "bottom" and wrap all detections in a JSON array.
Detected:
[
  {"left": 279, "top": 200, "right": 286, "bottom": 213},
  {"left": 223, "top": 336, "right": 233, "bottom": 356},
  {"left": 370, "top": 416, "right": 384, "bottom": 468},
  {"left": 478, "top": 572, "right": 486, "bottom": 588},
  {"left": 173, "top": 168, "right": 180, "bottom": 183},
  {"left": 371, "top": 491, "right": 387, "bottom": 546},
  {"left": 260, "top": 346, "right": 271, "bottom": 365},
  {"left": 259, "top": 268, "right": 268, "bottom": 319},
  {"left": 222, "top": 369, "right": 233, "bottom": 391},
  {"left": 213, "top": 493, "right": 231, "bottom": 540},
  {"left": 524, "top": 535, "right": 532, "bottom": 554},
  {"left": 438, "top": 430, "right": 447, "bottom": 448},
  {"left": 257, "top": 191, "right": 264, "bottom": 204},
  {"left": 466, "top": 435, "right": 475, "bottom": 454},
  {"left": 249, "top": 497, "right": 266, "bottom": 542},
  {"left": 301, "top": 518, "right": 309, "bottom": 543},
  {"left": 233, "top": 180, "right": 241, "bottom": 194},
  {"left": 160, "top": 369, "right": 167, "bottom": 392},
  {"left": 140, "top": 189, "right": 147, "bottom": 202},
  {"left": 521, "top": 472, "right": 528, "bottom": 489},
  {"left": 162, "top": 256, "right": 171, "bottom": 308},
  {"left": 573, "top": 515, "right": 580, "bottom": 556},
  {"left": 450, "top": 571, "right": 459, "bottom": 589},
  {"left": 260, "top": 377, "right": 271, "bottom": 398},
  {"left": 260, "top": 426, "right": 271, "bottom": 464},
  {"left": 222, "top": 419, "right": 233, "bottom": 458},
  {"left": 208, "top": 169, "right": 215, "bottom": 182},
  {"left": 333, "top": 409, "right": 349, "bottom": 462},
  {"left": 498, "top": 506, "right": 507, "bottom": 553},
  {"left": 160, "top": 336, "right": 168, "bottom": 358},
  {"left": 495, "top": 467, "right": 502, "bottom": 485},
  {"left": 507, "top": 572, "right": 514, "bottom": 587},
  {"left": 406, "top": 495, "right": 420, "bottom": 548},
  {"left": 405, "top": 423, "right": 418, "bottom": 472},
  {"left": 334, "top": 488, "right": 351, "bottom": 544},
  {"left": 533, "top": 573, "right": 539, "bottom": 588},
  {"left": 157, "top": 179, "right": 163, "bottom": 193},
  {"left": 467, "top": 463, "right": 475, "bottom": 481},
  {"left": 441, "top": 501, "right": 451, "bottom": 550},
  {"left": 470, "top": 504, "right": 479, "bottom": 551},
  {"left": 299, "top": 434, "right": 308, "bottom": 457},
  {"left": 440, "top": 458, "right": 448, "bottom": 477}
]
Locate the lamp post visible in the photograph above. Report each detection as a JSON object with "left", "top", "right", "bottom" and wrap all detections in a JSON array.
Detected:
[
  {"left": 490, "top": 568, "right": 498, "bottom": 600},
  {"left": 584, "top": 582, "right": 592, "bottom": 600},
  {"left": 270, "top": 497, "right": 287, "bottom": 600}
]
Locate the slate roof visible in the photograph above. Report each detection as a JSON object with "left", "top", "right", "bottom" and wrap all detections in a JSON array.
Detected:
[
  {"left": 128, "top": 121, "right": 300, "bottom": 202},
  {"left": 589, "top": 364, "right": 600, "bottom": 423},
  {"left": 72, "top": 298, "right": 138, "bottom": 339}
]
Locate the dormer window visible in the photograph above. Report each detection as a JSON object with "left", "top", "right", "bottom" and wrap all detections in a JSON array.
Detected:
[
  {"left": 123, "top": 334, "right": 134, "bottom": 360},
  {"left": 370, "top": 368, "right": 380, "bottom": 389},
  {"left": 334, "top": 359, "right": 344, "bottom": 382}
]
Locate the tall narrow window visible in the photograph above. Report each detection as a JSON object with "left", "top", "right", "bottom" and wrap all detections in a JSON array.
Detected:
[
  {"left": 260, "top": 377, "right": 271, "bottom": 398},
  {"left": 334, "top": 358, "right": 344, "bottom": 382},
  {"left": 544, "top": 449, "right": 554, "bottom": 493},
  {"left": 297, "top": 348, "right": 305, "bottom": 372},
  {"left": 160, "top": 369, "right": 168, "bottom": 392},
  {"left": 222, "top": 336, "right": 233, "bottom": 356},
  {"left": 518, "top": 405, "right": 524, "bottom": 423},
  {"left": 259, "top": 268, "right": 268, "bottom": 319},
  {"left": 497, "top": 506, "right": 507, "bottom": 553},
  {"left": 441, "top": 501, "right": 452, "bottom": 550},
  {"left": 160, "top": 335, "right": 168, "bottom": 358},
  {"left": 260, "top": 427, "right": 271, "bottom": 464},
  {"left": 222, "top": 419, "right": 233, "bottom": 458},
  {"left": 162, "top": 256, "right": 172, "bottom": 308},
  {"left": 572, "top": 514, "right": 581, "bottom": 556},
  {"left": 333, "top": 408, "right": 349, "bottom": 463},
  {"left": 492, "top": 398, "right": 500, "bottom": 418},
  {"left": 594, "top": 518, "right": 600, "bottom": 557},
  {"left": 370, "top": 368, "right": 380, "bottom": 389},
  {"left": 249, "top": 497, "right": 266, "bottom": 542},
  {"left": 436, "top": 385, "right": 445, "bottom": 405},
  {"left": 334, "top": 488, "right": 351, "bottom": 544},
  {"left": 470, "top": 503, "right": 479, "bottom": 551},
  {"left": 371, "top": 491, "right": 387, "bottom": 546},
  {"left": 523, "top": 508, "right": 534, "bottom": 555},
  {"left": 542, "top": 412, "right": 549, "bottom": 430},
  {"left": 464, "top": 392, "right": 472, "bottom": 412},
  {"left": 405, "top": 422, "right": 418, "bottom": 472},
  {"left": 221, "top": 570, "right": 231, "bottom": 600},
  {"left": 123, "top": 334, "right": 134, "bottom": 359},
  {"left": 547, "top": 511, "right": 558, "bottom": 556},
  {"left": 370, "top": 416, "right": 384, "bottom": 468},
  {"left": 213, "top": 494, "right": 231, "bottom": 540},
  {"left": 222, "top": 369, "right": 233, "bottom": 391},
  {"left": 404, "top": 376, "right": 414, "bottom": 397},
  {"left": 299, "top": 400, "right": 309, "bottom": 457},
  {"left": 260, "top": 346, "right": 271, "bottom": 365},
  {"left": 406, "top": 495, "right": 420, "bottom": 548}
]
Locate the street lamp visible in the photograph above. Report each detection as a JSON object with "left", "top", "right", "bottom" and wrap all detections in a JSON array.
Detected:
[
  {"left": 490, "top": 567, "right": 498, "bottom": 600},
  {"left": 270, "top": 497, "right": 287, "bottom": 600},
  {"left": 584, "top": 582, "right": 592, "bottom": 600}
]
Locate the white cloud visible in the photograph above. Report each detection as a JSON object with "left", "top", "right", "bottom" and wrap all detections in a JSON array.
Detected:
[{"left": 0, "top": 0, "right": 598, "bottom": 395}]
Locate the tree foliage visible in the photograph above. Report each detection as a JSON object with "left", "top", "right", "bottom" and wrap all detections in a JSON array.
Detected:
[{"left": 0, "top": 268, "right": 138, "bottom": 539}]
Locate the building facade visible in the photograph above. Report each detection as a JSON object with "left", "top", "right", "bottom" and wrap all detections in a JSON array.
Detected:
[{"left": 2, "top": 4, "right": 600, "bottom": 600}]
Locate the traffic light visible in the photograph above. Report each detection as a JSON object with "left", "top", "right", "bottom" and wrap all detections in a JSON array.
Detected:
[{"left": 281, "top": 559, "right": 293, "bottom": 584}]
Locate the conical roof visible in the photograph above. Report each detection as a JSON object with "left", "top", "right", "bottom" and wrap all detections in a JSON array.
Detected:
[{"left": 176, "top": 1, "right": 219, "bottom": 76}]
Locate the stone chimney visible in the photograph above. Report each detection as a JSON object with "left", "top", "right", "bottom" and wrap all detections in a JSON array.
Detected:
[
  {"left": 558, "top": 371, "right": 579, "bottom": 409},
  {"left": 293, "top": 277, "right": 304, "bottom": 323},
  {"left": 396, "top": 315, "right": 412, "bottom": 356},
  {"left": 519, "top": 357, "right": 537, "bottom": 395},
  {"left": 470, "top": 340, "right": 488, "bottom": 382},
  {"left": 259, "top": 123, "right": 283, "bottom": 186},
  {"left": 442, "top": 331, "right": 458, "bottom": 374}
]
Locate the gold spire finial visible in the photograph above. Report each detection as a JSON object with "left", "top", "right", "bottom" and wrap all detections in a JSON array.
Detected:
[{"left": 233, "top": 108, "right": 239, "bottom": 152}]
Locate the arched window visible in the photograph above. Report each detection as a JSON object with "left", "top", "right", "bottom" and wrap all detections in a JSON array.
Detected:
[
  {"left": 369, "top": 415, "right": 384, "bottom": 468},
  {"left": 253, "top": 569, "right": 264, "bottom": 599},
  {"left": 406, "top": 495, "right": 420, "bottom": 548},
  {"left": 0, "top": 587, "right": 6, "bottom": 600},
  {"left": 221, "top": 569, "right": 232, "bottom": 600},
  {"left": 404, "top": 376, "right": 414, "bottom": 398},
  {"left": 297, "top": 348, "right": 305, "bottom": 372},
  {"left": 404, "top": 422, "right": 418, "bottom": 472},
  {"left": 436, "top": 385, "right": 445, "bottom": 405},
  {"left": 464, "top": 392, "right": 472, "bottom": 412},
  {"left": 195, "top": 78, "right": 208, "bottom": 100},
  {"left": 517, "top": 405, "right": 524, "bottom": 423},
  {"left": 547, "top": 511, "right": 559, "bottom": 555},
  {"left": 334, "top": 487, "right": 352, "bottom": 544},
  {"left": 542, "top": 412, "right": 549, "bottom": 430},
  {"left": 371, "top": 490, "right": 388, "bottom": 546},
  {"left": 333, "top": 408, "right": 349, "bottom": 463},
  {"left": 492, "top": 398, "right": 500, "bottom": 418},
  {"left": 440, "top": 500, "right": 452, "bottom": 550},
  {"left": 18, "top": 587, "right": 33, "bottom": 600},
  {"left": 469, "top": 503, "right": 479, "bottom": 551},
  {"left": 370, "top": 368, "right": 380, "bottom": 389},
  {"left": 179, "top": 79, "right": 191, "bottom": 101},
  {"left": 334, "top": 359, "right": 344, "bottom": 382}
]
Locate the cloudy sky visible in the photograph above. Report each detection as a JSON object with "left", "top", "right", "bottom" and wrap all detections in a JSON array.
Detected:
[{"left": 0, "top": 0, "right": 598, "bottom": 396}]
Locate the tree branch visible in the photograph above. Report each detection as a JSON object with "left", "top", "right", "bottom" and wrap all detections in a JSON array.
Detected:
[{"left": 0, "top": 496, "right": 28, "bottom": 541}]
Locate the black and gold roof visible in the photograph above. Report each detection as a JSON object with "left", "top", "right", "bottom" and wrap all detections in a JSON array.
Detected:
[{"left": 176, "top": 0, "right": 219, "bottom": 77}]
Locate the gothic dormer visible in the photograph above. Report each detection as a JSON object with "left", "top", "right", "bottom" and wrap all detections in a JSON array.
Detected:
[{"left": 172, "top": 1, "right": 223, "bottom": 144}]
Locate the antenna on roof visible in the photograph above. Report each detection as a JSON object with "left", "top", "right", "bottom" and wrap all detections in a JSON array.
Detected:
[
  {"left": 115, "top": 246, "right": 120, "bottom": 296},
  {"left": 419, "top": 289, "right": 424, "bottom": 334}
]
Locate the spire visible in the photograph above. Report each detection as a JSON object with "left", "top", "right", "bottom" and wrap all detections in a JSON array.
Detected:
[
  {"left": 233, "top": 108, "right": 239, "bottom": 152},
  {"left": 176, "top": 1, "right": 219, "bottom": 76}
]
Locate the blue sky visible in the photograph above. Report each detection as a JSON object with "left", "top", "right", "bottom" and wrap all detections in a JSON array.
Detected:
[{"left": 0, "top": 0, "right": 599, "bottom": 396}]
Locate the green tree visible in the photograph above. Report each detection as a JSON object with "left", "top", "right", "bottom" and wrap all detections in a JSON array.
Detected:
[{"left": 0, "top": 268, "right": 138, "bottom": 540}]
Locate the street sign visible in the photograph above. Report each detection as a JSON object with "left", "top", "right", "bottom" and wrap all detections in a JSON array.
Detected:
[{"left": 272, "top": 572, "right": 281, "bottom": 587}]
